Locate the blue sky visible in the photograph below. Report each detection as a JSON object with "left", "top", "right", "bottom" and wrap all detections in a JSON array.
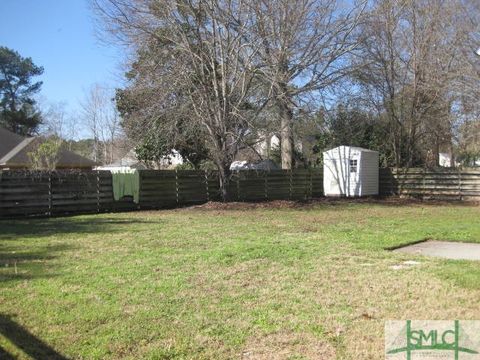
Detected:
[{"left": 0, "top": 0, "right": 122, "bottom": 123}]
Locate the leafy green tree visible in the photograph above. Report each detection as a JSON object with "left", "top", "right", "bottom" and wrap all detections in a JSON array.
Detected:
[
  {"left": 28, "top": 137, "right": 63, "bottom": 170},
  {"left": 0, "top": 46, "right": 43, "bottom": 135},
  {"left": 457, "top": 120, "right": 480, "bottom": 167},
  {"left": 116, "top": 86, "right": 209, "bottom": 169},
  {"left": 313, "top": 105, "right": 416, "bottom": 167}
]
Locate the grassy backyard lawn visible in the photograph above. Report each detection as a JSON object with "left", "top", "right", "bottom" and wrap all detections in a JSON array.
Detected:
[{"left": 1, "top": 200, "right": 480, "bottom": 359}]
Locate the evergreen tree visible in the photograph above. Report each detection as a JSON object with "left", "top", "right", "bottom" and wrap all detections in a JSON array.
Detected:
[{"left": 0, "top": 46, "right": 43, "bottom": 135}]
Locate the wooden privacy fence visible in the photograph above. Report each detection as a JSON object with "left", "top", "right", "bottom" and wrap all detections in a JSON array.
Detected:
[
  {"left": 139, "top": 170, "right": 221, "bottom": 208},
  {"left": 2, "top": 167, "right": 478, "bottom": 219},
  {"left": 227, "top": 169, "right": 323, "bottom": 201},
  {"left": 0, "top": 171, "right": 115, "bottom": 218},
  {"left": 380, "top": 168, "right": 480, "bottom": 201},
  {"left": 0, "top": 169, "right": 324, "bottom": 218}
]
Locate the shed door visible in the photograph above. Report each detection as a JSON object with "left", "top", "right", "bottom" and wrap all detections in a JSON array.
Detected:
[
  {"left": 348, "top": 158, "right": 360, "bottom": 196},
  {"left": 327, "top": 159, "right": 342, "bottom": 195}
]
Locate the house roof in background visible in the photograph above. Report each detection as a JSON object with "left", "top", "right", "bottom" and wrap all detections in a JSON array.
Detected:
[
  {"left": 0, "top": 137, "right": 36, "bottom": 165},
  {"left": 0, "top": 127, "right": 28, "bottom": 159},
  {"left": 0, "top": 127, "right": 96, "bottom": 168}
]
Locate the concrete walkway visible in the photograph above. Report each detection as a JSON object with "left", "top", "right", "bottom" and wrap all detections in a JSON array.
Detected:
[{"left": 394, "top": 240, "right": 480, "bottom": 261}]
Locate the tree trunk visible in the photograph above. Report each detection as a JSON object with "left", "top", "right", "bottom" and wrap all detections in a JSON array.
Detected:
[
  {"left": 218, "top": 164, "right": 231, "bottom": 202},
  {"left": 449, "top": 142, "right": 455, "bottom": 169},
  {"left": 280, "top": 102, "right": 293, "bottom": 170},
  {"left": 104, "top": 144, "right": 108, "bottom": 165},
  {"left": 93, "top": 136, "right": 98, "bottom": 163}
]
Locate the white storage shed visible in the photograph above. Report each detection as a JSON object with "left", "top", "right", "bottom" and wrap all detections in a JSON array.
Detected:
[{"left": 323, "top": 146, "right": 379, "bottom": 197}]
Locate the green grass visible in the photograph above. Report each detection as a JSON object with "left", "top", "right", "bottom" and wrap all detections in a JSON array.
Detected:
[{"left": 1, "top": 201, "right": 480, "bottom": 359}]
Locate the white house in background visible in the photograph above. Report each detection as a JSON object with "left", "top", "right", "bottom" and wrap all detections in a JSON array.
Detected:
[
  {"left": 439, "top": 153, "right": 452, "bottom": 167},
  {"left": 230, "top": 159, "right": 279, "bottom": 171},
  {"left": 254, "top": 133, "right": 280, "bottom": 158},
  {"left": 96, "top": 149, "right": 183, "bottom": 171},
  {"left": 323, "top": 146, "right": 379, "bottom": 197},
  {"left": 95, "top": 150, "right": 147, "bottom": 171},
  {"left": 438, "top": 153, "right": 463, "bottom": 167},
  {"left": 157, "top": 149, "right": 184, "bottom": 168}
]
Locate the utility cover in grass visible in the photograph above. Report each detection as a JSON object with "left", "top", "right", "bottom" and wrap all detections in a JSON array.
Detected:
[{"left": 394, "top": 240, "right": 480, "bottom": 261}]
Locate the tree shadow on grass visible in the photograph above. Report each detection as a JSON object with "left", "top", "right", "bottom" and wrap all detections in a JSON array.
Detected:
[
  {"left": 0, "top": 216, "right": 158, "bottom": 239},
  {"left": 0, "top": 346, "right": 15, "bottom": 360},
  {"left": 0, "top": 243, "right": 73, "bottom": 283},
  {"left": 0, "top": 216, "right": 159, "bottom": 283},
  {"left": 0, "top": 314, "right": 69, "bottom": 359}
]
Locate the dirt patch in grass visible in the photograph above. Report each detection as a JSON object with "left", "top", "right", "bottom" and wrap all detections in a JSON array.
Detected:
[
  {"left": 130, "top": 198, "right": 477, "bottom": 218},
  {"left": 192, "top": 200, "right": 305, "bottom": 210},
  {"left": 241, "top": 331, "right": 336, "bottom": 360},
  {"left": 187, "top": 197, "right": 475, "bottom": 211}
]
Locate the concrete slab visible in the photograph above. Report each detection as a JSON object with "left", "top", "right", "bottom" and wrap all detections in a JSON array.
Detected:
[{"left": 394, "top": 240, "right": 480, "bottom": 261}]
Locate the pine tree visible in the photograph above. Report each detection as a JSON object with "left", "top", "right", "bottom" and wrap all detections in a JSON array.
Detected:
[{"left": 0, "top": 46, "right": 44, "bottom": 135}]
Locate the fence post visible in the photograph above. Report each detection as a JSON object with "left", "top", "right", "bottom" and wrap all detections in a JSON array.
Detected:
[
  {"left": 175, "top": 169, "right": 179, "bottom": 204},
  {"left": 138, "top": 171, "right": 142, "bottom": 210},
  {"left": 264, "top": 171, "right": 268, "bottom": 201},
  {"left": 289, "top": 170, "right": 293, "bottom": 200},
  {"left": 304, "top": 171, "right": 308, "bottom": 200},
  {"left": 48, "top": 171, "right": 52, "bottom": 217},
  {"left": 422, "top": 167, "right": 426, "bottom": 200},
  {"left": 309, "top": 171, "right": 313, "bottom": 200},
  {"left": 458, "top": 168, "right": 462, "bottom": 201},
  {"left": 205, "top": 170, "right": 209, "bottom": 202},
  {"left": 96, "top": 170, "right": 100, "bottom": 213},
  {"left": 238, "top": 171, "right": 241, "bottom": 201}
]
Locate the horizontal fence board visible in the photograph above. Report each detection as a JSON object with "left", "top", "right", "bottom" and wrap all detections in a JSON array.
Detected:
[
  {"left": 0, "top": 194, "right": 51, "bottom": 202},
  {"left": 0, "top": 200, "right": 50, "bottom": 208}
]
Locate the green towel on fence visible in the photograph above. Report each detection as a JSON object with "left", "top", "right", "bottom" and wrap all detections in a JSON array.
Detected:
[{"left": 112, "top": 170, "right": 140, "bottom": 203}]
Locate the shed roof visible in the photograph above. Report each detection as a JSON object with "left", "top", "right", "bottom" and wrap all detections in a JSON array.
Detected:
[{"left": 323, "top": 145, "right": 378, "bottom": 154}]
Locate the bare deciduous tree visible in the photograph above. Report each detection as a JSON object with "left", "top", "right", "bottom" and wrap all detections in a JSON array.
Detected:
[
  {"left": 81, "top": 83, "right": 121, "bottom": 164},
  {"left": 40, "top": 102, "right": 79, "bottom": 148},
  {"left": 93, "top": 0, "right": 262, "bottom": 199},
  {"left": 250, "top": 0, "right": 366, "bottom": 168},
  {"left": 353, "top": 0, "right": 479, "bottom": 167},
  {"left": 92, "top": 0, "right": 480, "bottom": 179}
]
